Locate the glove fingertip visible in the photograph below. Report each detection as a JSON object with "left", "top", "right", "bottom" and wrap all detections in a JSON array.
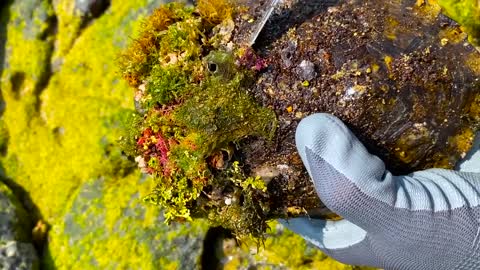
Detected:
[{"left": 295, "top": 113, "right": 345, "bottom": 177}]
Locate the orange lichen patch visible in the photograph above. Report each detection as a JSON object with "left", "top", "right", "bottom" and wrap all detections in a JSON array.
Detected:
[
  {"left": 197, "top": 0, "right": 234, "bottom": 25},
  {"left": 469, "top": 94, "right": 480, "bottom": 120},
  {"left": 146, "top": 5, "right": 177, "bottom": 32},
  {"left": 118, "top": 3, "right": 189, "bottom": 87},
  {"left": 429, "top": 153, "right": 452, "bottom": 168},
  {"left": 384, "top": 55, "right": 394, "bottom": 72}
]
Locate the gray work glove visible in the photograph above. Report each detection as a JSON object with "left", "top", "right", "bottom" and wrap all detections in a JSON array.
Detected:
[{"left": 282, "top": 113, "right": 480, "bottom": 270}]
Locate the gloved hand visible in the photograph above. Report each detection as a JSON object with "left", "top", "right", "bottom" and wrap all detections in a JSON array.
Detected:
[{"left": 282, "top": 113, "right": 480, "bottom": 270}]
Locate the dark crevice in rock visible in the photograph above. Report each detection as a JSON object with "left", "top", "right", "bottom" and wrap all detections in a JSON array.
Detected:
[
  {"left": 10, "top": 71, "right": 25, "bottom": 100},
  {"left": 0, "top": 164, "right": 47, "bottom": 256},
  {"left": 77, "top": 0, "right": 111, "bottom": 34},
  {"left": 39, "top": 10, "right": 58, "bottom": 41},
  {"left": 80, "top": 0, "right": 111, "bottom": 19},
  {"left": 33, "top": 12, "right": 57, "bottom": 114},
  {"left": 200, "top": 227, "right": 232, "bottom": 270}
]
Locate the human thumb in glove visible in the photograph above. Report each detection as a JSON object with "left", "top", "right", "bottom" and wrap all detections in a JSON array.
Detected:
[{"left": 282, "top": 113, "right": 480, "bottom": 270}]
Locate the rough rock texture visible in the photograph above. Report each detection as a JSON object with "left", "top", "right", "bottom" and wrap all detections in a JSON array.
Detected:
[
  {"left": 0, "top": 0, "right": 377, "bottom": 268},
  {"left": 0, "top": 182, "right": 38, "bottom": 270},
  {"left": 45, "top": 175, "right": 208, "bottom": 269}
]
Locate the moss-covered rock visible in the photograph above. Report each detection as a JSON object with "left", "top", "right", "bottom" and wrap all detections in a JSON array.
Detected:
[
  {"left": 45, "top": 174, "right": 209, "bottom": 269},
  {"left": 0, "top": 181, "right": 38, "bottom": 270},
  {"left": 222, "top": 221, "right": 375, "bottom": 270}
]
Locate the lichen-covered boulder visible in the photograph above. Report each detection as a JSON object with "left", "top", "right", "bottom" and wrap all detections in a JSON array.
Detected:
[
  {"left": 1, "top": 0, "right": 172, "bottom": 228},
  {"left": 0, "top": 181, "right": 38, "bottom": 270},
  {"left": 45, "top": 174, "right": 209, "bottom": 269}
]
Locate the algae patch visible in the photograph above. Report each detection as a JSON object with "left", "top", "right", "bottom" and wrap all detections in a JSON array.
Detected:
[{"left": 438, "top": 0, "right": 480, "bottom": 46}]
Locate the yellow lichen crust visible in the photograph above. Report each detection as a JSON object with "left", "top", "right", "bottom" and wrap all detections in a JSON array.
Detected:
[{"left": 45, "top": 174, "right": 209, "bottom": 270}]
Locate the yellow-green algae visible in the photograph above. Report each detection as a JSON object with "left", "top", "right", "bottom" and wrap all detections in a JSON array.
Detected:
[
  {"left": 438, "top": 0, "right": 480, "bottom": 46},
  {"left": 2, "top": 0, "right": 146, "bottom": 223},
  {"left": 51, "top": 0, "right": 85, "bottom": 61},
  {"left": 45, "top": 174, "right": 208, "bottom": 269}
]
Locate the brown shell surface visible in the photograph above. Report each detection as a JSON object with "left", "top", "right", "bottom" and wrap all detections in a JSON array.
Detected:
[{"left": 234, "top": 0, "right": 480, "bottom": 216}]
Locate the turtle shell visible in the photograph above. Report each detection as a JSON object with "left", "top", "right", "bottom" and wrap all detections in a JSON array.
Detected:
[
  {"left": 231, "top": 0, "right": 480, "bottom": 219},
  {"left": 120, "top": 0, "right": 480, "bottom": 237}
]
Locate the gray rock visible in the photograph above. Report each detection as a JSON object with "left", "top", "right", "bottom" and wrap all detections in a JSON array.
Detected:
[
  {"left": 0, "top": 242, "right": 38, "bottom": 270},
  {"left": 0, "top": 182, "right": 38, "bottom": 270},
  {"left": 296, "top": 60, "right": 316, "bottom": 81}
]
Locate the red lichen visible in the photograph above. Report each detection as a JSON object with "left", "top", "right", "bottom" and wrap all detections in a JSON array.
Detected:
[{"left": 237, "top": 47, "right": 268, "bottom": 71}]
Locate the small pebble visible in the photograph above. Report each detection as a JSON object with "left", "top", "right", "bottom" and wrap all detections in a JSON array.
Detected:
[
  {"left": 6, "top": 242, "right": 18, "bottom": 257},
  {"left": 296, "top": 60, "right": 316, "bottom": 81}
]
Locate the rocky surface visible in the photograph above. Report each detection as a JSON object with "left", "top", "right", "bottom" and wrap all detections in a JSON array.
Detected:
[
  {"left": 45, "top": 176, "right": 209, "bottom": 269},
  {"left": 0, "top": 182, "right": 38, "bottom": 270},
  {"left": 0, "top": 0, "right": 378, "bottom": 268}
]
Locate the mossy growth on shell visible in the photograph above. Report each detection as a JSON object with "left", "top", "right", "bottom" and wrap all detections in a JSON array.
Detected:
[{"left": 118, "top": 1, "right": 277, "bottom": 237}]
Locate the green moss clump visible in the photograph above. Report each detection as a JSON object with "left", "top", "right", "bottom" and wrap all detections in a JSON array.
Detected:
[
  {"left": 119, "top": 1, "right": 277, "bottom": 237},
  {"left": 438, "top": 0, "right": 480, "bottom": 46},
  {"left": 119, "top": 3, "right": 201, "bottom": 87}
]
